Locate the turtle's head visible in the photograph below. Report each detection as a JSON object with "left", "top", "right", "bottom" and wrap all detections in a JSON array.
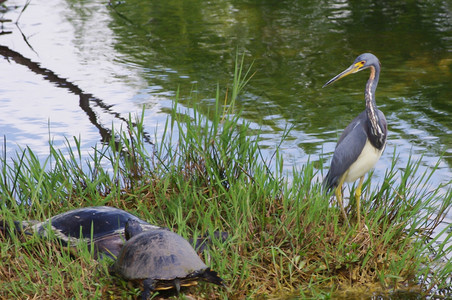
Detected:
[{"left": 125, "top": 219, "right": 143, "bottom": 240}]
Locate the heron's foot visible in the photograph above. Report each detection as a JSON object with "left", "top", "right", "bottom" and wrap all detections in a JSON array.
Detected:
[
  {"left": 355, "top": 216, "right": 368, "bottom": 231},
  {"left": 340, "top": 207, "right": 351, "bottom": 228}
]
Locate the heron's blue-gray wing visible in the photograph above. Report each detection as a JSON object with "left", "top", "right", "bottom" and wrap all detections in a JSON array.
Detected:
[{"left": 324, "top": 111, "right": 368, "bottom": 190}]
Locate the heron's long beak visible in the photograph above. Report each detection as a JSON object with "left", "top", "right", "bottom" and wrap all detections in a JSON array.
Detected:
[{"left": 322, "top": 63, "right": 361, "bottom": 88}]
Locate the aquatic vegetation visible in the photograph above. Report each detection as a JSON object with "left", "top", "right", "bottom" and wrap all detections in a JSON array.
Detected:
[{"left": 0, "top": 58, "right": 451, "bottom": 299}]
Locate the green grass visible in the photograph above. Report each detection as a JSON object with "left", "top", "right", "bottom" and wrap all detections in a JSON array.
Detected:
[{"left": 0, "top": 58, "right": 451, "bottom": 299}]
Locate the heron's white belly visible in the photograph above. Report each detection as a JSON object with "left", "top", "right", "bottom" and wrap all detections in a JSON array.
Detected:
[{"left": 344, "top": 139, "right": 383, "bottom": 183}]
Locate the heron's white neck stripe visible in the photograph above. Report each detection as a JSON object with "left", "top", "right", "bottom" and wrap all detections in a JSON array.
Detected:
[{"left": 366, "top": 81, "right": 384, "bottom": 142}]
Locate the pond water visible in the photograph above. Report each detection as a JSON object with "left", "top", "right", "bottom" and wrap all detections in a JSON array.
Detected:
[{"left": 0, "top": 0, "right": 451, "bottom": 242}]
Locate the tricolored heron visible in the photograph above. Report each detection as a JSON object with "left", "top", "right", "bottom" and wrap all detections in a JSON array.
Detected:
[{"left": 323, "top": 53, "right": 387, "bottom": 226}]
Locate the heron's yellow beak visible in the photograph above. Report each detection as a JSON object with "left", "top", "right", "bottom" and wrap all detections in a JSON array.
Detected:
[{"left": 323, "top": 61, "right": 365, "bottom": 88}]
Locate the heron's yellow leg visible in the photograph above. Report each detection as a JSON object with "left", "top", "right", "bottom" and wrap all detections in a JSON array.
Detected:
[
  {"left": 355, "top": 176, "right": 365, "bottom": 228},
  {"left": 335, "top": 174, "right": 350, "bottom": 227}
]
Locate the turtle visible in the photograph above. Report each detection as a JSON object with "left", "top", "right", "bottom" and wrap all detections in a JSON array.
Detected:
[
  {"left": 1, "top": 206, "right": 161, "bottom": 259},
  {"left": 112, "top": 219, "right": 225, "bottom": 299}
]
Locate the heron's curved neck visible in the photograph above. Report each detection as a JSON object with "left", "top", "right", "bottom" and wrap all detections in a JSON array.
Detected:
[
  {"left": 365, "top": 65, "right": 379, "bottom": 105},
  {"left": 365, "top": 64, "right": 384, "bottom": 147}
]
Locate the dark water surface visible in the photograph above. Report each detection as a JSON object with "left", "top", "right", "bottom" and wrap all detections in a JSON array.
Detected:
[{"left": 0, "top": 0, "right": 451, "bottom": 240}]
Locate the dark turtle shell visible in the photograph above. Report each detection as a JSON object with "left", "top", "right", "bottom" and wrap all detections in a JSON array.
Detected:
[
  {"left": 33, "top": 206, "right": 160, "bottom": 259},
  {"left": 113, "top": 228, "right": 224, "bottom": 298}
]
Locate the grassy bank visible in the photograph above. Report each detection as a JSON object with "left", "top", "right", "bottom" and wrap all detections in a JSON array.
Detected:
[{"left": 1, "top": 60, "right": 451, "bottom": 299}]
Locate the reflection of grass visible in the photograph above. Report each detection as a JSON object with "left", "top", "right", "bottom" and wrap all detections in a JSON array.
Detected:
[{"left": 0, "top": 58, "right": 451, "bottom": 299}]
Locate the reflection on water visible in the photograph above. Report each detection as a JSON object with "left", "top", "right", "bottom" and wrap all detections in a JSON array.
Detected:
[
  {"left": 0, "top": 0, "right": 450, "bottom": 194},
  {"left": 0, "top": 45, "right": 154, "bottom": 146}
]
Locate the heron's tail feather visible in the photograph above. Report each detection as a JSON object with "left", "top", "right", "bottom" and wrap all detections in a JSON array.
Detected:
[{"left": 323, "top": 171, "right": 338, "bottom": 193}]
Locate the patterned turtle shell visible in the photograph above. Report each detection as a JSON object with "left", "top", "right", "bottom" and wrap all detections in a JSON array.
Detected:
[
  {"left": 113, "top": 221, "right": 224, "bottom": 298},
  {"left": 32, "top": 206, "right": 160, "bottom": 259}
]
